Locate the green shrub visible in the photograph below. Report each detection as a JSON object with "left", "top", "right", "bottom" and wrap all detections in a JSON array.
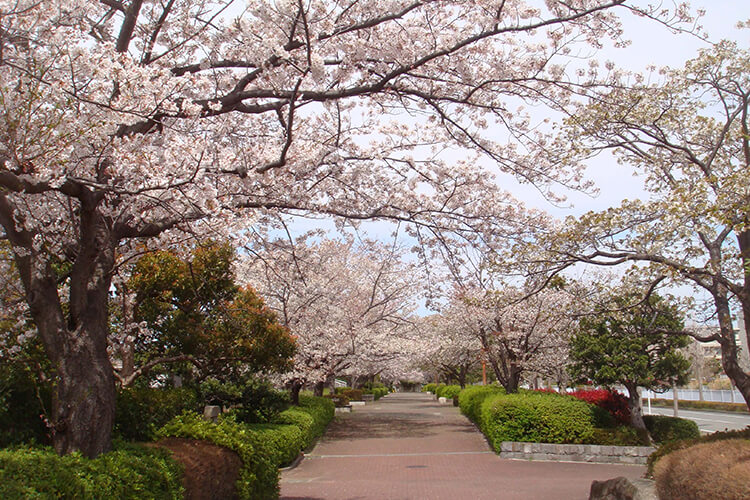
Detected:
[
  {"left": 646, "top": 426, "right": 750, "bottom": 476},
  {"left": 0, "top": 443, "right": 183, "bottom": 499},
  {"left": 297, "top": 395, "right": 335, "bottom": 439},
  {"left": 340, "top": 388, "right": 363, "bottom": 401},
  {"left": 156, "top": 412, "right": 278, "bottom": 500},
  {"left": 643, "top": 415, "right": 700, "bottom": 443},
  {"left": 654, "top": 440, "right": 750, "bottom": 500},
  {"left": 590, "top": 405, "right": 617, "bottom": 428},
  {"left": 115, "top": 387, "right": 199, "bottom": 441},
  {"left": 422, "top": 383, "right": 438, "bottom": 393},
  {"left": 645, "top": 398, "right": 749, "bottom": 413},
  {"left": 479, "top": 392, "right": 595, "bottom": 450},
  {"left": 436, "top": 385, "right": 461, "bottom": 399},
  {"left": 245, "top": 423, "right": 304, "bottom": 467},
  {"left": 458, "top": 385, "right": 505, "bottom": 423},
  {"left": 589, "top": 426, "right": 650, "bottom": 446},
  {"left": 364, "top": 387, "right": 389, "bottom": 400},
  {"left": 0, "top": 357, "right": 53, "bottom": 447},
  {"left": 324, "top": 393, "right": 350, "bottom": 407},
  {"left": 236, "top": 380, "right": 290, "bottom": 424},
  {"left": 276, "top": 408, "right": 316, "bottom": 449}
]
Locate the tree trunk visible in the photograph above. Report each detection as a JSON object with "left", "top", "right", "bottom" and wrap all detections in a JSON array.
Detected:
[
  {"left": 713, "top": 287, "right": 750, "bottom": 410},
  {"left": 52, "top": 324, "right": 116, "bottom": 458},
  {"left": 290, "top": 379, "right": 302, "bottom": 405},
  {"left": 313, "top": 381, "right": 324, "bottom": 397},
  {"left": 625, "top": 383, "right": 647, "bottom": 432},
  {"left": 671, "top": 381, "right": 679, "bottom": 418}
]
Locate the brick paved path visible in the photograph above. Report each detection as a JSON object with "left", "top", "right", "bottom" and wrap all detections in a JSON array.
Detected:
[{"left": 280, "top": 392, "right": 645, "bottom": 500}]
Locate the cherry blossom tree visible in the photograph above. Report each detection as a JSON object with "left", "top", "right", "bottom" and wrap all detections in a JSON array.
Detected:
[
  {"left": 415, "top": 313, "right": 481, "bottom": 387},
  {"left": 445, "top": 283, "right": 577, "bottom": 392},
  {"left": 526, "top": 40, "right": 750, "bottom": 409},
  {"left": 0, "top": 0, "right": 692, "bottom": 456},
  {"left": 240, "top": 232, "right": 420, "bottom": 403}
]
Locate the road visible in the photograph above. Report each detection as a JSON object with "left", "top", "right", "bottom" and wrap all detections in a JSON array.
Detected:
[{"left": 644, "top": 406, "right": 750, "bottom": 433}]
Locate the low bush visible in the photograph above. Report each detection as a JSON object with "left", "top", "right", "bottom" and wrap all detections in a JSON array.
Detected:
[
  {"left": 458, "top": 385, "right": 505, "bottom": 423},
  {"left": 643, "top": 415, "right": 700, "bottom": 443},
  {"left": 245, "top": 423, "right": 304, "bottom": 467},
  {"left": 115, "top": 386, "right": 199, "bottom": 441},
  {"left": 479, "top": 392, "right": 595, "bottom": 450},
  {"left": 365, "top": 387, "right": 389, "bottom": 400},
  {"left": 654, "top": 440, "right": 750, "bottom": 500},
  {"left": 297, "top": 395, "right": 335, "bottom": 438},
  {"left": 646, "top": 426, "right": 750, "bottom": 476},
  {"left": 276, "top": 395, "right": 334, "bottom": 449},
  {"left": 236, "top": 380, "right": 290, "bottom": 424},
  {"left": 422, "top": 383, "right": 438, "bottom": 393},
  {"left": 324, "top": 393, "right": 350, "bottom": 407},
  {"left": 0, "top": 443, "right": 184, "bottom": 499},
  {"left": 276, "top": 409, "right": 316, "bottom": 448},
  {"left": 436, "top": 385, "right": 462, "bottom": 399},
  {"left": 645, "top": 398, "right": 749, "bottom": 413},
  {"left": 589, "top": 426, "right": 650, "bottom": 446},
  {"left": 156, "top": 412, "right": 278, "bottom": 500},
  {"left": 340, "top": 388, "right": 363, "bottom": 401},
  {"left": 569, "top": 389, "right": 631, "bottom": 425}
]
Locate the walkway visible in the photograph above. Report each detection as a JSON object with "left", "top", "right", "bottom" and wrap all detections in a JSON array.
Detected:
[{"left": 280, "top": 392, "right": 645, "bottom": 500}]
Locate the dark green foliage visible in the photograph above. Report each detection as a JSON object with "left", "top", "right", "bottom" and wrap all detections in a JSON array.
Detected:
[
  {"left": 115, "top": 387, "right": 199, "bottom": 441},
  {"left": 156, "top": 412, "right": 279, "bottom": 500},
  {"left": 569, "top": 293, "right": 691, "bottom": 393},
  {"left": 0, "top": 357, "right": 52, "bottom": 447},
  {"left": 643, "top": 415, "right": 700, "bottom": 443},
  {"left": 479, "top": 392, "right": 595, "bottom": 450},
  {"left": 589, "top": 405, "right": 617, "bottom": 428},
  {"left": 646, "top": 426, "right": 750, "bottom": 476},
  {"left": 0, "top": 443, "right": 184, "bottom": 499},
  {"left": 127, "top": 242, "right": 295, "bottom": 385},
  {"left": 458, "top": 385, "right": 505, "bottom": 423},
  {"left": 236, "top": 380, "right": 290, "bottom": 424},
  {"left": 589, "top": 426, "right": 650, "bottom": 446}
]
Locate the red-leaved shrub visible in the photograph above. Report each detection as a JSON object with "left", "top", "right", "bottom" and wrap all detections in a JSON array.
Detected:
[{"left": 569, "top": 389, "right": 631, "bottom": 425}]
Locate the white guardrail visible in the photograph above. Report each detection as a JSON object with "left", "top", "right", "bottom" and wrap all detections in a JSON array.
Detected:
[{"left": 641, "top": 388, "right": 744, "bottom": 403}]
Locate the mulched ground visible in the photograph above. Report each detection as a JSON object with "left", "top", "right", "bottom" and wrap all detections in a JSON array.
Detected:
[{"left": 149, "top": 437, "right": 241, "bottom": 500}]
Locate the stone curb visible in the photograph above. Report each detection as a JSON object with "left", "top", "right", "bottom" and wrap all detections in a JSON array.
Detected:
[
  {"left": 279, "top": 452, "right": 306, "bottom": 471},
  {"left": 499, "top": 441, "right": 655, "bottom": 465}
]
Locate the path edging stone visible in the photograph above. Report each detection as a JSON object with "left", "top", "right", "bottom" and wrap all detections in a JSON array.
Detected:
[{"left": 500, "top": 441, "right": 654, "bottom": 465}]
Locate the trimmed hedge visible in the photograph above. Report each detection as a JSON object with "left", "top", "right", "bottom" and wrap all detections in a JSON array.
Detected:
[
  {"left": 646, "top": 426, "right": 750, "bottom": 476},
  {"left": 645, "top": 398, "right": 749, "bottom": 413},
  {"left": 654, "top": 440, "right": 750, "bottom": 500},
  {"left": 0, "top": 443, "right": 184, "bottom": 499},
  {"left": 436, "top": 385, "right": 462, "bottom": 399},
  {"left": 479, "top": 392, "right": 595, "bottom": 450},
  {"left": 365, "top": 387, "right": 389, "bottom": 400},
  {"left": 643, "top": 415, "right": 700, "bottom": 443},
  {"left": 156, "top": 412, "right": 278, "bottom": 500},
  {"left": 276, "top": 395, "right": 335, "bottom": 450},
  {"left": 245, "top": 423, "right": 304, "bottom": 467},
  {"left": 115, "top": 387, "right": 199, "bottom": 441},
  {"left": 458, "top": 385, "right": 505, "bottom": 423},
  {"left": 422, "top": 383, "right": 438, "bottom": 393}
]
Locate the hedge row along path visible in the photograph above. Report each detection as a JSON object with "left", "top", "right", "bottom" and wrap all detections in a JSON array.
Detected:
[{"left": 280, "top": 392, "right": 644, "bottom": 499}]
